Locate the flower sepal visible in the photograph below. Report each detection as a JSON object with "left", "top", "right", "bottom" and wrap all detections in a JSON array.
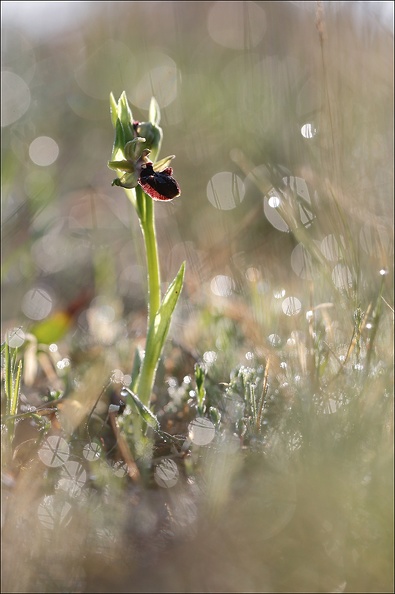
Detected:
[
  {"left": 111, "top": 174, "right": 139, "bottom": 189},
  {"left": 153, "top": 155, "right": 176, "bottom": 171}
]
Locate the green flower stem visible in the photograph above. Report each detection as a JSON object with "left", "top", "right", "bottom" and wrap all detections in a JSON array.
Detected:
[
  {"left": 134, "top": 184, "right": 161, "bottom": 406},
  {"left": 138, "top": 187, "right": 161, "bottom": 324}
]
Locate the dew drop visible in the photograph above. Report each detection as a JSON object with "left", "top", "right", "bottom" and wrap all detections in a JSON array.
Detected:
[
  {"left": 111, "top": 369, "right": 124, "bottom": 384},
  {"left": 301, "top": 122, "right": 317, "bottom": 138},
  {"left": 268, "top": 194, "right": 281, "bottom": 208},
  {"left": 111, "top": 460, "right": 128, "bottom": 478},
  {"left": 154, "top": 459, "right": 179, "bottom": 488},
  {"left": 120, "top": 388, "right": 129, "bottom": 401},
  {"left": 22, "top": 287, "right": 53, "bottom": 320},
  {"left": 264, "top": 195, "right": 289, "bottom": 232},
  {"left": 83, "top": 442, "right": 102, "bottom": 461},
  {"left": 38, "top": 436, "right": 70, "bottom": 467},
  {"left": 268, "top": 333, "right": 281, "bottom": 347},
  {"left": 207, "top": 172, "right": 245, "bottom": 210},
  {"left": 4, "top": 327, "right": 26, "bottom": 348},
  {"left": 245, "top": 267, "right": 261, "bottom": 282},
  {"left": 57, "top": 461, "right": 86, "bottom": 497},
  {"left": 203, "top": 350, "right": 217, "bottom": 364},
  {"left": 122, "top": 374, "right": 132, "bottom": 386},
  {"left": 210, "top": 274, "right": 234, "bottom": 297},
  {"left": 282, "top": 296, "right": 302, "bottom": 316},
  {"left": 29, "top": 136, "right": 59, "bottom": 166},
  {"left": 188, "top": 417, "right": 215, "bottom": 446},
  {"left": 273, "top": 289, "right": 286, "bottom": 299}
]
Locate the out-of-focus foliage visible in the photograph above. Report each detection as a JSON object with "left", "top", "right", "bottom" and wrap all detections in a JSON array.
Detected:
[
  {"left": 2, "top": 1, "right": 392, "bottom": 325},
  {"left": 1, "top": 2, "right": 393, "bottom": 593}
]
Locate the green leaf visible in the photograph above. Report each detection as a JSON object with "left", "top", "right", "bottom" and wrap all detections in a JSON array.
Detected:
[
  {"left": 194, "top": 363, "right": 206, "bottom": 414},
  {"left": 117, "top": 92, "right": 135, "bottom": 144},
  {"left": 122, "top": 386, "right": 159, "bottom": 430},
  {"left": 109, "top": 92, "right": 118, "bottom": 128},
  {"left": 151, "top": 261, "right": 185, "bottom": 347},
  {"left": 111, "top": 118, "right": 126, "bottom": 161},
  {"left": 138, "top": 261, "right": 185, "bottom": 402},
  {"left": 118, "top": 91, "right": 134, "bottom": 127},
  {"left": 130, "top": 347, "right": 142, "bottom": 392},
  {"left": 149, "top": 97, "right": 161, "bottom": 126},
  {"left": 11, "top": 360, "right": 23, "bottom": 417},
  {"left": 209, "top": 406, "right": 221, "bottom": 427}
]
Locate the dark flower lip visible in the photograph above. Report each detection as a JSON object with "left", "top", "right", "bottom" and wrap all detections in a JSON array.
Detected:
[{"left": 138, "top": 163, "right": 181, "bottom": 201}]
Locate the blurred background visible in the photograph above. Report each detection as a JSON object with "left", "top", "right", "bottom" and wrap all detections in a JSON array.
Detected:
[
  {"left": 1, "top": 2, "right": 394, "bottom": 593},
  {"left": 2, "top": 2, "right": 393, "bottom": 347}
]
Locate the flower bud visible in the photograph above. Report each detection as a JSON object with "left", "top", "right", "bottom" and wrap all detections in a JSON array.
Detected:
[
  {"left": 134, "top": 121, "right": 163, "bottom": 162},
  {"left": 124, "top": 138, "right": 149, "bottom": 162}
]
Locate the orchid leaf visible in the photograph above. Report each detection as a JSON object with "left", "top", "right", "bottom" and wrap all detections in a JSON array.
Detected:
[
  {"left": 122, "top": 386, "right": 159, "bottom": 430},
  {"left": 111, "top": 118, "right": 126, "bottom": 161},
  {"left": 109, "top": 92, "right": 118, "bottom": 128},
  {"left": 148, "top": 97, "right": 161, "bottom": 127},
  {"left": 148, "top": 261, "right": 185, "bottom": 361}
]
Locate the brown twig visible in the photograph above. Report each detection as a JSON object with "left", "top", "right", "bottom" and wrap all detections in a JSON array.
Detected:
[{"left": 108, "top": 411, "right": 141, "bottom": 483}]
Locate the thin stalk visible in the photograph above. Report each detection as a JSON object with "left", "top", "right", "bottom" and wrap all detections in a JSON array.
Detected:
[
  {"left": 138, "top": 186, "right": 161, "bottom": 324},
  {"left": 134, "top": 184, "right": 161, "bottom": 406}
]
